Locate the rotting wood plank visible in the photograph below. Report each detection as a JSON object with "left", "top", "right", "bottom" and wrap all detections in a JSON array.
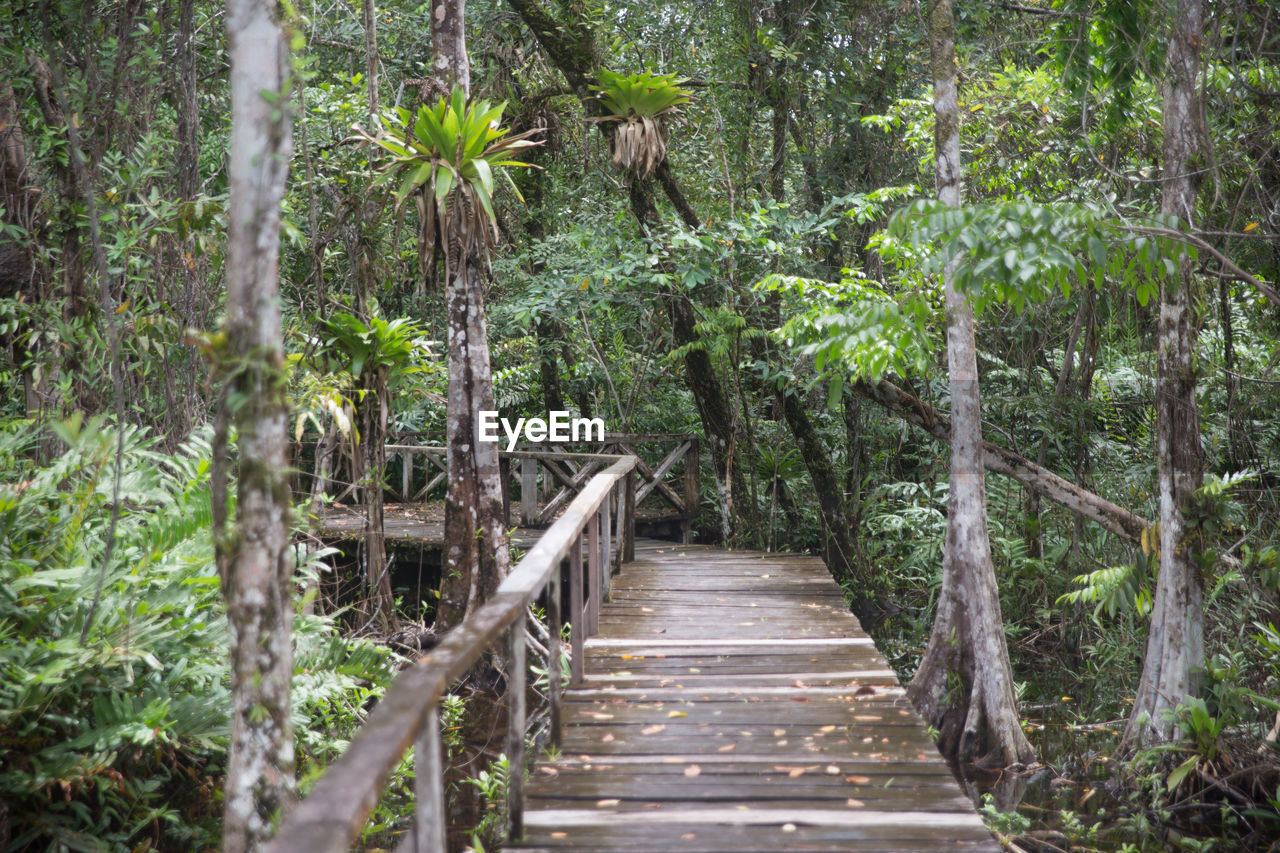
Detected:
[{"left": 509, "top": 539, "right": 999, "bottom": 852}]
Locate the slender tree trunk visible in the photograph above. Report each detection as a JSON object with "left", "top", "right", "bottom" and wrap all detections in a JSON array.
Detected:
[
  {"left": 906, "top": 0, "right": 1033, "bottom": 767},
  {"left": 361, "top": 0, "right": 379, "bottom": 118},
  {"left": 1125, "top": 0, "right": 1206, "bottom": 747},
  {"left": 430, "top": 0, "right": 511, "bottom": 631},
  {"left": 781, "top": 389, "right": 874, "bottom": 620},
  {"left": 215, "top": 0, "right": 294, "bottom": 847}
]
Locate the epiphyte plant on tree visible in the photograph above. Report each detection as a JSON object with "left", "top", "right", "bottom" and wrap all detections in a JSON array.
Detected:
[
  {"left": 352, "top": 90, "right": 542, "bottom": 284},
  {"left": 589, "top": 69, "right": 693, "bottom": 181}
]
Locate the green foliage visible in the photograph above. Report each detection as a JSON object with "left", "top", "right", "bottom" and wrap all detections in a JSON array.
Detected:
[
  {"left": 590, "top": 69, "right": 692, "bottom": 120},
  {"left": 590, "top": 70, "right": 692, "bottom": 178},
  {"left": 314, "top": 310, "right": 430, "bottom": 382},
  {"left": 0, "top": 419, "right": 403, "bottom": 850},
  {"left": 880, "top": 198, "right": 1191, "bottom": 312},
  {"left": 1058, "top": 559, "right": 1153, "bottom": 620},
  {"left": 358, "top": 90, "right": 541, "bottom": 264}
]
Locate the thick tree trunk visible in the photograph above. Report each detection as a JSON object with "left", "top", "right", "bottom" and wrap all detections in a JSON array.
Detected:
[
  {"left": 907, "top": 0, "right": 1032, "bottom": 767},
  {"left": 436, "top": 264, "right": 511, "bottom": 628},
  {"left": 430, "top": 0, "right": 511, "bottom": 631},
  {"left": 1125, "top": 0, "right": 1206, "bottom": 747},
  {"left": 216, "top": 0, "right": 295, "bottom": 848}
]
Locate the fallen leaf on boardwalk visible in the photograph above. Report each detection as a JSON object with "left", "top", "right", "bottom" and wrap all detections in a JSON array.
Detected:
[
  {"left": 668, "top": 710, "right": 687, "bottom": 718},
  {"left": 597, "top": 799, "right": 620, "bottom": 807},
  {"left": 641, "top": 607, "right": 655, "bottom": 613},
  {"left": 537, "top": 767, "right": 559, "bottom": 777},
  {"left": 790, "top": 697, "right": 810, "bottom": 702},
  {"left": 773, "top": 729, "right": 786, "bottom": 736},
  {"left": 683, "top": 764, "right": 702, "bottom": 777},
  {"left": 845, "top": 775, "right": 871, "bottom": 784},
  {"left": 620, "top": 654, "right": 633, "bottom": 659},
  {"left": 601, "top": 733, "right": 615, "bottom": 743},
  {"left": 551, "top": 832, "right": 567, "bottom": 839},
  {"left": 854, "top": 714, "right": 881, "bottom": 721},
  {"left": 775, "top": 765, "right": 812, "bottom": 778},
  {"left": 819, "top": 725, "right": 837, "bottom": 733},
  {"left": 826, "top": 765, "right": 841, "bottom": 774},
  {"left": 917, "top": 753, "right": 929, "bottom": 760},
  {"left": 855, "top": 685, "right": 876, "bottom": 696},
  {"left": 781, "top": 823, "right": 796, "bottom": 832},
  {"left": 846, "top": 798, "right": 865, "bottom": 808},
  {"left": 794, "top": 680, "right": 807, "bottom": 688},
  {"left": 641, "top": 724, "right": 665, "bottom": 735},
  {"left": 680, "top": 834, "right": 696, "bottom": 840},
  {"left": 688, "top": 667, "right": 701, "bottom": 673},
  {"left": 718, "top": 744, "right": 736, "bottom": 752}
]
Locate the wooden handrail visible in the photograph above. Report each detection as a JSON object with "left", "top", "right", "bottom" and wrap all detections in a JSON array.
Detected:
[{"left": 268, "top": 455, "right": 638, "bottom": 853}]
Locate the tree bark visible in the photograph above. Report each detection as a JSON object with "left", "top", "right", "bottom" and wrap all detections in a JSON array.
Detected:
[
  {"left": 781, "top": 389, "right": 874, "bottom": 620},
  {"left": 1125, "top": 0, "right": 1206, "bottom": 748},
  {"left": 906, "top": 0, "right": 1033, "bottom": 767},
  {"left": 216, "top": 0, "right": 295, "bottom": 848},
  {"left": 430, "top": 0, "right": 511, "bottom": 631}
]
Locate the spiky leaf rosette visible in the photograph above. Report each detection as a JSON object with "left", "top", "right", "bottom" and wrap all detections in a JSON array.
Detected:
[
  {"left": 589, "top": 70, "right": 692, "bottom": 180},
  {"left": 354, "top": 89, "right": 541, "bottom": 280}
]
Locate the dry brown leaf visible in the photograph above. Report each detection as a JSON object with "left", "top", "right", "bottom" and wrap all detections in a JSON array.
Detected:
[
  {"left": 641, "top": 724, "right": 665, "bottom": 735},
  {"left": 845, "top": 775, "right": 871, "bottom": 784},
  {"left": 846, "top": 798, "right": 865, "bottom": 808},
  {"left": 683, "top": 764, "right": 702, "bottom": 777}
]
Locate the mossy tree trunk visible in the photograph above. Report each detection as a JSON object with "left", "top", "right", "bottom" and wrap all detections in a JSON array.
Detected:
[
  {"left": 906, "top": 0, "right": 1033, "bottom": 768},
  {"left": 1125, "top": 0, "right": 1206, "bottom": 747},
  {"left": 215, "top": 0, "right": 295, "bottom": 848}
]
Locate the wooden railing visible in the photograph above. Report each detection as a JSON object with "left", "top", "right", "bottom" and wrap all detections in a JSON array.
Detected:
[
  {"left": 376, "top": 433, "right": 698, "bottom": 540},
  {"left": 268, "top": 452, "right": 639, "bottom": 853}
]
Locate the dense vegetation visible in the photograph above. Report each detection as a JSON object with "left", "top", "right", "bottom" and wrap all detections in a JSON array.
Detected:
[{"left": 1, "top": 0, "right": 1278, "bottom": 850}]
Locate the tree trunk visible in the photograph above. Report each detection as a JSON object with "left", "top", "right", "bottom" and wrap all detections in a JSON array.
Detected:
[
  {"left": 781, "top": 389, "right": 874, "bottom": 620},
  {"left": 215, "top": 0, "right": 295, "bottom": 848},
  {"left": 430, "top": 0, "right": 511, "bottom": 631},
  {"left": 906, "top": 0, "right": 1033, "bottom": 767},
  {"left": 1125, "top": 0, "right": 1206, "bottom": 747}
]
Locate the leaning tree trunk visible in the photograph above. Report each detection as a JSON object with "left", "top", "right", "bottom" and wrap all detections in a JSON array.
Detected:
[
  {"left": 1125, "top": 0, "right": 1206, "bottom": 747},
  {"left": 214, "top": 0, "right": 295, "bottom": 849},
  {"left": 430, "top": 0, "right": 511, "bottom": 631},
  {"left": 906, "top": 0, "right": 1033, "bottom": 767}
]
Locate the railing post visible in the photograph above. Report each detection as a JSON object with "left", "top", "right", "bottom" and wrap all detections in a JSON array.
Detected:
[
  {"left": 587, "top": 510, "right": 601, "bottom": 635},
  {"left": 506, "top": 621, "right": 526, "bottom": 841},
  {"left": 401, "top": 450, "right": 411, "bottom": 502},
  {"left": 413, "top": 706, "right": 446, "bottom": 853},
  {"left": 569, "top": 533, "right": 584, "bottom": 686},
  {"left": 624, "top": 469, "right": 636, "bottom": 562},
  {"left": 520, "top": 457, "right": 536, "bottom": 527},
  {"left": 547, "top": 560, "right": 562, "bottom": 747},
  {"left": 601, "top": 489, "right": 613, "bottom": 598},
  {"left": 683, "top": 438, "right": 699, "bottom": 544},
  {"left": 499, "top": 456, "right": 511, "bottom": 527}
]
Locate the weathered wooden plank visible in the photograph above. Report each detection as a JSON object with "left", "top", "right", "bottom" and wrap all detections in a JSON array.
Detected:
[{"left": 517, "top": 537, "right": 996, "bottom": 853}]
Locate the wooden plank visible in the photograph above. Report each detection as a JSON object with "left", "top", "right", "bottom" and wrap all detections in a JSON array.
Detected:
[{"left": 517, "top": 538, "right": 997, "bottom": 853}]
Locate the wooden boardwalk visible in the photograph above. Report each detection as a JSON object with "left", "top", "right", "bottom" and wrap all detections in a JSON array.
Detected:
[{"left": 510, "top": 539, "right": 999, "bottom": 852}]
